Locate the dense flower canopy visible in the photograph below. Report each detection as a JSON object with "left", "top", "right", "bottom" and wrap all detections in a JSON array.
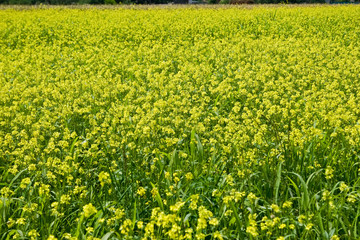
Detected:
[{"left": 0, "top": 5, "right": 360, "bottom": 240}]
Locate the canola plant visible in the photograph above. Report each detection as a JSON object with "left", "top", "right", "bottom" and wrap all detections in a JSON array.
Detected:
[{"left": 0, "top": 5, "right": 360, "bottom": 240}]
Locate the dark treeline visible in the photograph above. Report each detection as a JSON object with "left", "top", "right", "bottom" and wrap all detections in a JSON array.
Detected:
[{"left": 0, "top": 0, "right": 356, "bottom": 7}]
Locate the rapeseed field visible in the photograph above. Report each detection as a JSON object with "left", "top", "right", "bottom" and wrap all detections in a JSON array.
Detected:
[{"left": 0, "top": 5, "right": 360, "bottom": 239}]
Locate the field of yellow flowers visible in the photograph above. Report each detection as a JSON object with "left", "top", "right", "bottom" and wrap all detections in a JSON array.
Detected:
[{"left": 1, "top": 5, "right": 360, "bottom": 240}]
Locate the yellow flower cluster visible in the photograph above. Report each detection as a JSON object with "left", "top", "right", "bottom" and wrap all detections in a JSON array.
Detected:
[
  {"left": 83, "top": 203, "right": 97, "bottom": 218},
  {"left": 98, "top": 171, "right": 111, "bottom": 187}
]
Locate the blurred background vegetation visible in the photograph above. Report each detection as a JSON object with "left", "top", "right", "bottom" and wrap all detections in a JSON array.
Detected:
[{"left": 1, "top": 0, "right": 358, "bottom": 6}]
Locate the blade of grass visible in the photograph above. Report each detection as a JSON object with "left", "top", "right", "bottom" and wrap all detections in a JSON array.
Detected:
[{"left": 274, "top": 162, "right": 282, "bottom": 204}]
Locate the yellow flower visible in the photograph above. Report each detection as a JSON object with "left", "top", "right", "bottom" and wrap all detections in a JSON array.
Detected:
[
  {"left": 305, "top": 223, "right": 314, "bottom": 231},
  {"left": 63, "top": 233, "right": 76, "bottom": 240},
  {"left": 28, "top": 229, "right": 39, "bottom": 239},
  {"left": 347, "top": 195, "right": 356, "bottom": 203},
  {"left": 7, "top": 218, "right": 15, "bottom": 228},
  {"left": 151, "top": 187, "right": 159, "bottom": 198},
  {"left": 282, "top": 201, "right": 292, "bottom": 208},
  {"left": 115, "top": 208, "right": 125, "bottom": 219},
  {"left": 213, "top": 231, "right": 223, "bottom": 240},
  {"left": 98, "top": 171, "right": 111, "bottom": 187},
  {"left": 137, "top": 221, "right": 144, "bottom": 229},
  {"left": 0, "top": 187, "right": 14, "bottom": 198},
  {"left": 83, "top": 203, "right": 97, "bottom": 218},
  {"left": 28, "top": 164, "right": 36, "bottom": 171},
  {"left": 278, "top": 223, "right": 286, "bottom": 229},
  {"left": 195, "top": 233, "right": 206, "bottom": 240},
  {"left": 209, "top": 218, "right": 219, "bottom": 226},
  {"left": 39, "top": 184, "right": 50, "bottom": 196},
  {"left": 196, "top": 218, "right": 207, "bottom": 231},
  {"left": 325, "top": 166, "right": 334, "bottom": 180},
  {"left": 298, "top": 215, "right": 306, "bottom": 224},
  {"left": 170, "top": 201, "right": 185, "bottom": 212},
  {"left": 120, "top": 219, "right": 132, "bottom": 235},
  {"left": 246, "top": 214, "right": 258, "bottom": 237},
  {"left": 247, "top": 192, "right": 257, "bottom": 203},
  {"left": 322, "top": 190, "right": 331, "bottom": 201},
  {"left": 16, "top": 218, "right": 26, "bottom": 225},
  {"left": 165, "top": 172, "right": 171, "bottom": 180},
  {"left": 198, "top": 206, "right": 213, "bottom": 219},
  {"left": 60, "top": 194, "right": 71, "bottom": 205},
  {"left": 20, "top": 178, "right": 31, "bottom": 189},
  {"left": 330, "top": 235, "right": 340, "bottom": 240},
  {"left": 339, "top": 182, "right": 348, "bottom": 192},
  {"left": 137, "top": 187, "right": 146, "bottom": 196},
  {"left": 271, "top": 204, "right": 280, "bottom": 213},
  {"left": 246, "top": 225, "right": 258, "bottom": 237},
  {"left": 184, "top": 228, "right": 193, "bottom": 239},
  {"left": 226, "top": 174, "right": 234, "bottom": 186},
  {"left": 189, "top": 194, "right": 200, "bottom": 210},
  {"left": 185, "top": 172, "right": 193, "bottom": 181},
  {"left": 166, "top": 224, "right": 181, "bottom": 239}
]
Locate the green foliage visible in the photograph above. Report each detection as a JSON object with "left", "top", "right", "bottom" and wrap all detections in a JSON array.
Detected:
[
  {"left": 8, "top": 0, "right": 32, "bottom": 4},
  {"left": 104, "top": 0, "right": 116, "bottom": 4}
]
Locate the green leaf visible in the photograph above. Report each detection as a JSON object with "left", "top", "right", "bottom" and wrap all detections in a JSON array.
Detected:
[
  {"left": 150, "top": 182, "right": 164, "bottom": 211},
  {"left": 132, "top": 200, "right": 137, "bottom": 230},
  {"left": 274, "top": 162, "right": 282, "bottom": 204},
  {"left": 101, "top": 232, "right": 114, "bottom": 240}
]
